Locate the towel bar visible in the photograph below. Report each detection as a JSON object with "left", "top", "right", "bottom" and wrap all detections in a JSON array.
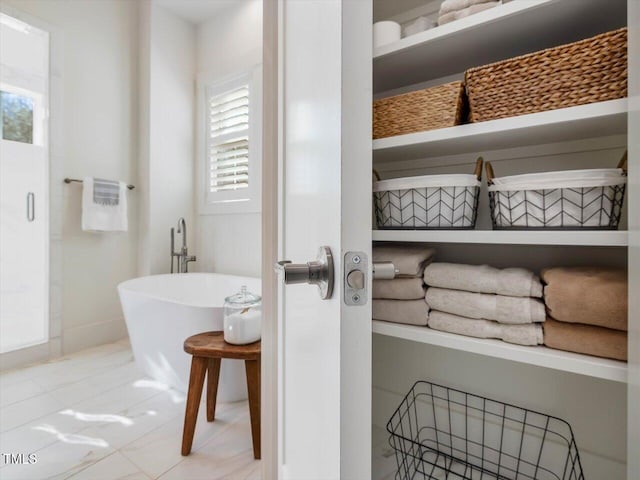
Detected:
[{"left": 64, "top": 178, "right": 135, "bottom": 190}]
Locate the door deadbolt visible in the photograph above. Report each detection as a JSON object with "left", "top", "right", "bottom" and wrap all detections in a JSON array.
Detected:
[{"left": 275, "top": 246, "right": 334, "bottom": 300}]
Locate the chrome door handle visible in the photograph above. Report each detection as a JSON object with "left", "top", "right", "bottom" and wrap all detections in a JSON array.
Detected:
[
  {"left": 275, "top": 246, "right": 334, "bottom": 300},
  {"left": 26, "top": 192, "right": 35, "bottom": 222}
]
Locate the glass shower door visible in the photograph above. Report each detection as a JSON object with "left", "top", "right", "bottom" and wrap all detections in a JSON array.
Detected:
[{"left": 0, "top": 13, "right": 49, "bottom": 353}]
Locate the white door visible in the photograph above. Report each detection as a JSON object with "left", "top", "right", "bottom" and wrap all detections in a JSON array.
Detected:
[
  {"left": 262, "top": 0, "right": 373, "bottom": 478},
  {"left": 0, "top": 13, "right": 49, "bottom": 354}
]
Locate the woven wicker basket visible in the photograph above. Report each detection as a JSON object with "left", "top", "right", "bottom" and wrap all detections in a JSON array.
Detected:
[
  {"left": 465, "top": 28, "right": 627, "bottom": 123},
  {"left": 373, "top": 81, "right": 466, "bottom": 139}
]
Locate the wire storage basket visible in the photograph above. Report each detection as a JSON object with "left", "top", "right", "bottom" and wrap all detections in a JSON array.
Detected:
[
  {"left": 387, "top": 381, "right": 585, "bottom": 480},
  {"left": 374, "top": 158, "right": 482, "bottom": 230},
  {"left": 486, "top": 153, "right": 627, "bottom": 230}
]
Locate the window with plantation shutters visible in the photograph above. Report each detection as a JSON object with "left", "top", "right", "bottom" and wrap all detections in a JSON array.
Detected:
[
  {"left": 199, "top": 67, "right": 261, "bottom": 214},
  {"left": 208, "top": 85, "right": 250, "bottom": 193}
]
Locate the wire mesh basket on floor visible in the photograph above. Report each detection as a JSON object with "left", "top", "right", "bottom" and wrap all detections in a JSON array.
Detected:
[
  {"left": 374, "top": 158, "right": 482, "bottom": 230},
  {"left": 387, "top": 381, "right": 584, "bottom": 480}
]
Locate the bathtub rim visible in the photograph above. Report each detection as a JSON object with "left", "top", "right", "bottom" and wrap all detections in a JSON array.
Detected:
[{"left": 118, "top": 272, "right": 261, "bottom": 309}]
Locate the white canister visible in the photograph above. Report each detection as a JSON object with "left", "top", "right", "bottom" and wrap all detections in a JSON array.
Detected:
[
  {"left": 223, "top": 286, "right": 262, "bottom": 345},
  {"left": 373, "top": 21, "right": 401, "bottom": 48}
]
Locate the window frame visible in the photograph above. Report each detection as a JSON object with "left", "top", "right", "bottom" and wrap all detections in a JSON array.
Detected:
[{"left": 197, "top": 65, "right": 262, "bottom": 215}]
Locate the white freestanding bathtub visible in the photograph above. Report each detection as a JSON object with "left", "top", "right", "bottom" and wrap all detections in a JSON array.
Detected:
[{"left": 118, "top": 273, "right": 261, "bottom": 402}]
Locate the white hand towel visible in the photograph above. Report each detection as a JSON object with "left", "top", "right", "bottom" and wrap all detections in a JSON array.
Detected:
[
  {"left": 439, "top": 0, "right": 500, "bottom": 15},
  {"left": 424, "top": 263, "right": 543, "bottom": 298},
  {"left": 428, "top": 311, "right": 543, "bottom": 346},
  {"left": 81, "top": 176, "right": 128, "bottom": 232},
  {"left": 425, "top": 288, "right": 546, "bottom": 324},
  {"left": 438, "top": 1, "right": 501, "bottom": 25},
  {"left": 439, "top": 0, "right": 470, "bottom": 15}
]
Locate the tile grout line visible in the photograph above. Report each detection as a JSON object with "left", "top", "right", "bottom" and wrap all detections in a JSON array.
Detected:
[{"left": 118, "top": 401, "right": 251, "bottom": 480}]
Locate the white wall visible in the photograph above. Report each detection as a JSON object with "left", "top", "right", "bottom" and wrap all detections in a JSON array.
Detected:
[
  {"left": 2, "top": 0, "right": 139, "bottom": 355},
  {"left": 194, "top": 0, "right": 262, "bottom": 277},
  {"left": 139, "top": 2, "right": 196, "bottom": 275}
]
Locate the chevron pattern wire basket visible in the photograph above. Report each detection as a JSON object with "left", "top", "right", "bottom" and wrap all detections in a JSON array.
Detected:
[
  {"left": 486, "top": 155, "right": 627, "bottom": 230},
  {"left": 488, "top": 186, "right": 626, "bottom": 230},
  {"left": 375, "top": 187, "right": 480, "bottom": 229},
  {"left": 374, "top": 159, "right": 482, "bottom": 230}
]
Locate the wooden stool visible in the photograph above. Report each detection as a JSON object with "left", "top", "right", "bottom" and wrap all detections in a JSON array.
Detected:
[{"left": 181, "top": 331, "right": 261, "bottom": 459}]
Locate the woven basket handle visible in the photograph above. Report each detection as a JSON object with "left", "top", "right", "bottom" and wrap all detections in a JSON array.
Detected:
[
  {"left": 485, "top": 161, "right": 495, "bottom": 184},
  {"left": 473, "top": 157, "right": 484, "bottom": 180},
  {"left": 373, "top": 169, "right": 381, "bottom": 182},
  {"left": 617, "top": 150, "right": 628, "bottom": 173}
]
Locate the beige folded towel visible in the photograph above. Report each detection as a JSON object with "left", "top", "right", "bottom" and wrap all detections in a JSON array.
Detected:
[
  {"left": 428, "top": 311, "right": 543, "bottom": 346},
  {"left": 373, "top": 244, "right": 435, "bottom": 278},
  {"left": 543, "top": 319, "right": 627, "bottom": 361},
  {"left": 438, "top": 1, "right": 501, "bottom": 25},
  {"left": 424, "top": 263, "right": 543, "bottom": 298},
  {"left": 373, "top": 278, "right": 425, "bottom": 300},
  {"left": 373, "top": 299, "right": 429, "bottom": 326},
  {"left": 425, "top": 288, "right": 545, "bottom": 324},
  {"left": 542, "top": 267, "right": 627, "bottom": 331}
]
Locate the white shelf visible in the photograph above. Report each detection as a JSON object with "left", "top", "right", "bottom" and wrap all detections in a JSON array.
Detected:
[
  {"left": 373, "top": 99, "right": 628, "bottom": 162},
  {"left": 372, "top": 230, "right": 628, "bottom": 247},
  {"left": 372, "top": 320, "right": 627, "bottom": 383},
  {"left": 373, "top": 0, "right": 626, "bottom": 93}
]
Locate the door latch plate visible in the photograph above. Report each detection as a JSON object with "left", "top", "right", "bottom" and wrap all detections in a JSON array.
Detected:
[{"left": 344, "top": 251, "right": 368, "bottom": 306}]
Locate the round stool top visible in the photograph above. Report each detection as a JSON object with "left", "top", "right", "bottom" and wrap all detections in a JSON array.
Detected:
[{"left": 184, "top": 331, "right": 261, "bottom": 360}]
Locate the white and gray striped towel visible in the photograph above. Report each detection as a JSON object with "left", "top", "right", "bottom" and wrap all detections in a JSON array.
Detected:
[
  {"left": 93, "top": 178, "right": 120, "bottom": 206},
  {"left": 82, "top": 176, "right": 128, "bottom": 232}
]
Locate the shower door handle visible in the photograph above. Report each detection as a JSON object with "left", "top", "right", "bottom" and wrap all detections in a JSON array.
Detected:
[{"left": 26, "top": 192, "right": 35, "bottom": 222}]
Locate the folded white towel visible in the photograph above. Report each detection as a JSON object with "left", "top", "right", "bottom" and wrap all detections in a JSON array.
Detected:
[
  {"left": 425, "top": 288, "right": 546, "bottom": 324},
  {"left": 439, "top": 0, "right": 496, "bottom": 15},
  {"left": 424, "top": 263, "right": 543, "bottom": 298},
  {"left": 82, "top": 176, "right": 128, "bottom": 232},
  {"left": 373, "top": 299, "right": 429, "bottom": 326},
  {"left": 438, "top": 1, "right": 501, "bottom": 25},
  {"left": 428, "top": 311, "right": 543, "bottom": 346}
]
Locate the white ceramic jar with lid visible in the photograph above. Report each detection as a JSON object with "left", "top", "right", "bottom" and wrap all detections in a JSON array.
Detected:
[{"left": 223, "top": 285, "right": 262, "bottom": 345}]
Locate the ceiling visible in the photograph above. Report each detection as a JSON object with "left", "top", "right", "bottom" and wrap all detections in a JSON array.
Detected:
[{"left": 154, "top": 0, "right": 243, "bottom": 24}]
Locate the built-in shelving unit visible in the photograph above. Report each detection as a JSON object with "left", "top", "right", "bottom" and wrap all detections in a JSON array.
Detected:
[
  {"left": 370, "top": 0, "right": 634, "bottom": 475},
  {"left": 373, "top": 0, "right": 627, "bottom": 92},
  {"left": 373, "top": 230, "right": 628, "bottom": 247},
  {"left": 372, "top": 320, "right": 627, "bottom": 383},
  {"left": 373, "top": 99, "right": 628, "bottom": 162},
  {"left": 371, "top": 0, "right": 629, "bottom": 383}
]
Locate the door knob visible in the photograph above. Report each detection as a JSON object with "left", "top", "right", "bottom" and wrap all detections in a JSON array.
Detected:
[{"left": 275, "top": 246, "right": 334, "bottom": 300}]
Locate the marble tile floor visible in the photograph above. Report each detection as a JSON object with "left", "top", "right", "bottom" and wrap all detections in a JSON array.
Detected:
[
  {"left": 0, "top": 339, "right": 260, "bottom": 480},
  {"left": 372, "top": 425, "right": 397, "bottom": 480}
]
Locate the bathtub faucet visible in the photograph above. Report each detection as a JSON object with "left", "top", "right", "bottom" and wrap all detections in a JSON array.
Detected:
[{"left": 171, "top": 218, "right": 196, "bottom": 273}]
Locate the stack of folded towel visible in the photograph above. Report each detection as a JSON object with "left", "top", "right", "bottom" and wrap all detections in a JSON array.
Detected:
[
  {"left": 424, "top": 263, "right": 545, "bottom": 346},
  {"left": 372, "top": 245, "right": 434, "bottom": 326},
  {"left": 542, "top": 267, "right": 628, "bottom": 361},
  {"left": 438, "top": 0, "right": 502, "bottom": 26}
]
